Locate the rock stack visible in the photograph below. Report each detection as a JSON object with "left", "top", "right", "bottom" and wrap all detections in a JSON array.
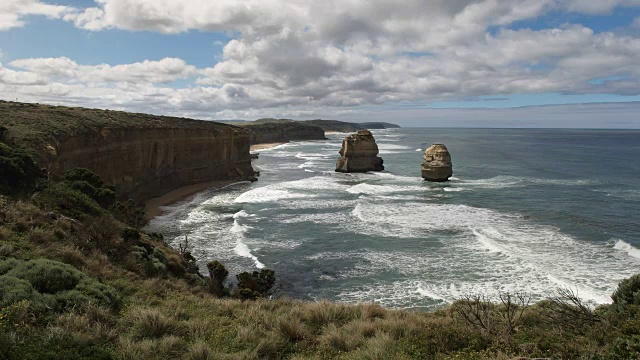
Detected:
[
  {"left": 335, "top": 130, "right": 384, "bottom": 173},
  {"left": 421, "top": 144, "right": 452, "bottom": 182}
]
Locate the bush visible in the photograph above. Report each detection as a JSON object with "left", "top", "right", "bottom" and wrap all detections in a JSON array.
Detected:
[
  {"left": 235, "top": 269, "right": 276, "bottom": 300},
  {"left": 0, "top": 258, "right": 20, "bottom": 275},
  {"left": 207, "top": 261, "right": 228, "bottom": 298},
  {"left": 6, "top": 258, "right": 83, "bottom": 294},
  {"left": 607, "top": 335, "right": 640, "bottom": 359},
  {"left": 64, "top": 169, "right": 117, "bottom": 208},
  {"left": 64, "top": 168, "right": 104, "bottom": 189},
  {"left": 36, "top": 183, "right": 105, "bottom": 219},
  {"left": 0, "top": 275, "right": 42, "bottom": 308},
  {"left": 122, "top": 228, "right": 141, "bottom": 243},
  {"left": 0, "top": 141, "right": 45, "bottom": 195},
  {"left": 113, "top": 199, "right": 146, "bottom": 229},
  {"left": 131, "top": 245, "right": 169, "bottom": 278},
  {"left": 612, "top": 274, "right": 640, "bottom": 305},
  {"left": 0, "top": 258, "right": 120, "bottom": 312}
]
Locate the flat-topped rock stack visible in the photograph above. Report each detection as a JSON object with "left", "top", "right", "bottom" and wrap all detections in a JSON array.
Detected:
[
  {"left": 422, "top": 144, "right": 452, "bottom": 182},
  {"left": 335, "top": 130, "right": 384, "bottom": 173}
]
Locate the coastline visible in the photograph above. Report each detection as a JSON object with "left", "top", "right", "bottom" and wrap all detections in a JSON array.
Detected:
[
  {"left": 144, "top": 179, "right": 241, "bottom": 220},
  {"left": 250, "top": 142, "right": 286, "bottom": 151},
  {"left": 145, "top": 142, "right": 284, "bottom": 221}
]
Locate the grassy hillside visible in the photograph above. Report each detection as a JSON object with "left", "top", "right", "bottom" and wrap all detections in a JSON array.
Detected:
[{"left": 1, "top": 127, "right": 640, "bottom": 359}]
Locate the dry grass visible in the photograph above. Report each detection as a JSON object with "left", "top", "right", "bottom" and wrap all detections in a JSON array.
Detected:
[
  {"left": 127, "top": 307, "right": 182, "bottom": 339},
  {"left": 2, "top": 192, "right": 639, "bottom": 360}
]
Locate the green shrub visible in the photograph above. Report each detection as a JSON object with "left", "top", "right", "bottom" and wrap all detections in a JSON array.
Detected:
[
  {"left": 122, "top": 228, "right": 141, "bottom": 243},
  {"left": 131, "top": 245, "right": 169, "bottom": 278},
  {"left": 0, "top": 275, "right": 42, "bottom": 308},
  {"left": 75, "top": 278, "right": 122, "bottom": 309},
  {"left": 113, "top": 199, "right": 146, "bottom": 229},
  {"left": 207, "top": 261, "right": 229, "bottom": 298},
  {"left": 0, "top": 258, "right": 20, "bottom": 275},
  {"left": 0, "top": 258, "right": 120, "bottom": 312},
  {"left": 0, "top": 141, "right": 45, "bottom": 195},
  {"left": 235, "top": 269, "right": 276, "bottom": 299},
  {"left": 64, "top": 169, "right": 117, "bottom": 208},
  {"left": 607, "top": 335, "right": 640, "bottom": 359},
  {"left": 6, "top": 258, "right": 83, "bottom": 294},
  {"left": 612, "top": 274, "right": 640, "bottom": 305},
  {"left": 36, "top": 183, "right": 105, "bottom": 219},
  {"left": 64, "top": 168, "right": 104, "bottom": 189}
]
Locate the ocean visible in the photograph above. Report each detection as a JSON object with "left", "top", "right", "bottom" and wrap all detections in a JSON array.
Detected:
[{"left": 146, "top": 128, "right": 640, "bottom": 310}]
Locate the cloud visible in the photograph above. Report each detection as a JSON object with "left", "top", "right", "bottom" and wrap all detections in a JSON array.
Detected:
[
  {"left": 3, "top": 0, "right": 640, "bottom": 125},
  {"left": 0, "top": 0, "right": 76, "bottom": 31},
  {"left": 9, "top": 57, "right": 197, "bottom": 84}
]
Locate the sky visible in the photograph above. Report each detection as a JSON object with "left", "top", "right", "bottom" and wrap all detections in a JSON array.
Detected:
[{"left": 2, "top": 1, "right": 640, "bottom": 128}]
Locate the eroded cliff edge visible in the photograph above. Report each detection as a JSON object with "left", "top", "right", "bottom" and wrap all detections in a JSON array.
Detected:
[
  {"left": 0, "top": 101, "right": 255, "bottom": 203},
  {"left": 239, "top": 119, "right": 327, "bottom": 144}
]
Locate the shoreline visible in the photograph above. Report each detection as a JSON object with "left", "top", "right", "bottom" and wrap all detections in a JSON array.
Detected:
[
  {"left": 146, "top": 142, "right": 285, "bottom": 221},
  {"left": 250, "top": 142, "right": 287, "bottom": 151},
  {"left": 144, "top": 141, "right": 293, "bottom": 221},
  {"left": 144, "top": 179, "right": 242, "bottom": 220}
]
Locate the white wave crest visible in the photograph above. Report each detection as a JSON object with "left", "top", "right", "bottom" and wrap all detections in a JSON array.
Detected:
[
  {"left": 346, "top": 183, "right": 429, "bottom": 195},
  {"left": 613, "top": 239, "right": 640, "bottom": 259},
  {"left": 234, "top": 240, "right": 265, "bottom": 269}
]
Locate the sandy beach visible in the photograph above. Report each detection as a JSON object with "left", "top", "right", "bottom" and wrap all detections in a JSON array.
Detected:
[
  {"left": 145, "top": 180, "right": 241, "bottom": 220},
  {"left": 146, "top": 143, "right": 283, "bottom": 221},
  {"left": 250, "top": 142, "right": 286, "bottom": 151}
]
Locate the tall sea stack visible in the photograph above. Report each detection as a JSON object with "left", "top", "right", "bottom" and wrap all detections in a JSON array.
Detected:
[
  {"left": 335, "top": 130, "right": 384, "bottom": 173},
  {"left": 422, "top": 144, "right": 452, "bottom": 182}
]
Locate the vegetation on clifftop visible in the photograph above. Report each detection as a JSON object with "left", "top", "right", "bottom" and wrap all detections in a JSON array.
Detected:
[
  {"left": 1, "top": 140, "right": 640, "bottom": 359},
  {"left": 0, "top": 101, "right": 246, "bottom": 163}
]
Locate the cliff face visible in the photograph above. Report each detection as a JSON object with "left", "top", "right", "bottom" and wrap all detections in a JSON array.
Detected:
[
  {"left": 302, "top": 120, "right": 401, "bottom": 132},
  {"left": 0, "top": 101, "right": 255, "bottom": 202},
  {"left": 303, "top": 120, "right": 362, "bottom": 133},
  {"left": 335, "top": 130, "right": 384, "bottom": 173},
  {"left": 241, "top": 120, "right": 327, "bottom": 144},
  {"left": 51, "top": 127, "right": 254, "bottom": 202}
]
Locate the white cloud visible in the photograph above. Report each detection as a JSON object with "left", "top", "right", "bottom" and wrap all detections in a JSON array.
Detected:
[
  {"left": 3, "top": 0, "right": 640, "bottom": 124},
  {"left": 0, "top": 0, "right": 76, "bottom": 31},
  {"left": 9, "top": 57, "right": 197, "bottom": 84}
]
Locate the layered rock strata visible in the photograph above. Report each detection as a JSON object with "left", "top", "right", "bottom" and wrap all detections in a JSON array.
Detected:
[
  {"left": 421, "top": 144, "right": 453, "bottom": 182},
  {"left": 335, "top": 130, "right": 384, "bottom": 172},
  {"left": 242, "top": 121, "right": 327, "bottom": 144},
  {"left": 0, "top": 101, "right": 256, "bottom": 203}
]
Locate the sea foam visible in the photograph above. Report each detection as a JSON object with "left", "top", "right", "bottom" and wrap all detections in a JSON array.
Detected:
[{"left": 613, "top": 239, "right": 640, "bottom": 259}]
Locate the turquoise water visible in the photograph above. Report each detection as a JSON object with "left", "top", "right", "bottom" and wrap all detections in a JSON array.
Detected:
[{"left": 147, "top": 128, "right": 640, "bottom": 310}]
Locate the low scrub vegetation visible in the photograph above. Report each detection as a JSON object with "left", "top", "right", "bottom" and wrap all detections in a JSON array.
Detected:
[{"left": 1, "top": 164, "right": 640, "bottom": 359}]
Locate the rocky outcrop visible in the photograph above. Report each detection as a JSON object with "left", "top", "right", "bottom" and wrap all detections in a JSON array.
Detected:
[
  {"left": 335, "top": 130, "right": 384, "bottom": 173},
  {"left": 421, "top": 144, "right": 452, "bottom": 182},
  {"left": 0, "top": 101, "right": 256, "bottom": 203}
]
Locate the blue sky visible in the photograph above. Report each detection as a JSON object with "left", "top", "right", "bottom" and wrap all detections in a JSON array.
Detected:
[{"left": 1, "top": 0, "right": 640, "bottom": 127}]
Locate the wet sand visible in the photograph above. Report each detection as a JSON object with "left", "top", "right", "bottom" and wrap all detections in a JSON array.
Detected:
[
  {"left": 250, "top": 142, "right": 286, "bottom": 151},
  {"left": 145, "top": 180, "right": 239, "bottom": 220}
]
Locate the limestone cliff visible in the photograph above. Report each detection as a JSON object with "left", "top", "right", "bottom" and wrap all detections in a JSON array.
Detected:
[
  {"left": 335, "top": 130, "right": 384, "bottom": 172},
  {"left": 422, "top": 144, "right": 453, "bottom": 182},
  {"left": 240, "top": 119, "right": 327, "bottom": 144},
  {"left": 0, "top": 101, "right": 255, "bottom": 202}
]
